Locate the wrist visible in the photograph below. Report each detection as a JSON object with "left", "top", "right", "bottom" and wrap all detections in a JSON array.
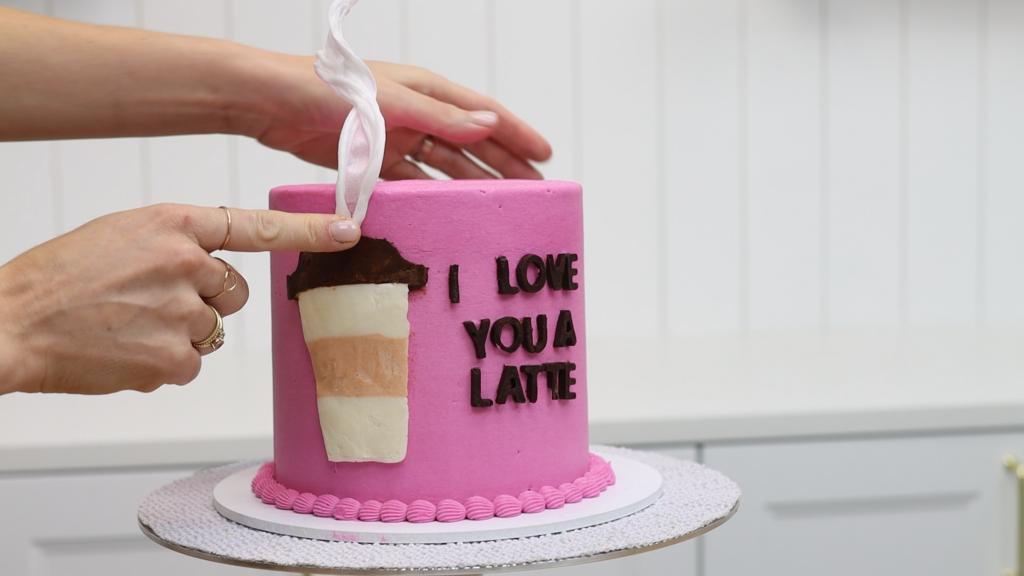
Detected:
[{"left": 215, "top": 45, "right": 351, "bottom": 142}]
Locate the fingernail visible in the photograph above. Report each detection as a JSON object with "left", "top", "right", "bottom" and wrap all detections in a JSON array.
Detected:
[
  {"left": 468, "top": 110, "right": 498, "bottom": 127},
  {"left": 330, "top": 219, "right": 360, "bottom": 243}
]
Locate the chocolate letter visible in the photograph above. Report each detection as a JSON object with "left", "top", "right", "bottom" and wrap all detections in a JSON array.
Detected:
[
  {"left": 565, "top": 253, "right": 579, "bottom": 290},
  {"left": 521, "top": 315, "right": 548, "bottom": 354},
  {"left": 546, "top": 254, "right": 568, "bottom": 291},
  {"left": 495, "top": 365, "right": 527, "bottom": 404},
  {"left": 490, "top": 316, "right": 523, "bottom": 353},
  {"left": 553, "top": 310, "right": 578, "bottom": 347},
  {"left": 542, "top": 362, "right": 566, "bottom": 400},
  {"left": 516, "top": 254, "right": 546, "bottom": 293},
  {"left": 496, "top": 256, "right": 520, "bottom": 295},
  {"left": 463, "top": 319, "right": 491, "bottom": 359},
  {"left": 520, "top": 365, "right": 544, "bottom": 403},
  {"left": 448, "top": 264, "right": 460, "bottom": 304},
  {"left": 470, "top": 368, "right": 493, "bottom": 407},
  {"left": 559, "top": 362, "right": 577, "bottom": 400}
]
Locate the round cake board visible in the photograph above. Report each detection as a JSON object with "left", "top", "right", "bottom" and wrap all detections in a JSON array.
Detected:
[
  {"left": 139, "top": 446, "right": 741, "bottom": 575},
  {"left": 214, "top": 450, "right": 661, "bottom": 544}
]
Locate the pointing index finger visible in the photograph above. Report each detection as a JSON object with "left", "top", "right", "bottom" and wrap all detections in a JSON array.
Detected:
[{"left": 177, "top": 205, "right": 361, "bottom": 253}]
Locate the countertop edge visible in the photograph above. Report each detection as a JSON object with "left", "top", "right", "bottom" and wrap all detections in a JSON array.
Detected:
[
  {"left": 6, "top": 404, "right": 1024, "bottom": 473},
  {"left": 589, "top": 403, "right": 1024, "bottom": 446}
]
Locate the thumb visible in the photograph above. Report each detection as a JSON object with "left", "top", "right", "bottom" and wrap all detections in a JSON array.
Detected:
[{"left": 180, "top": 205, "right": 361, "bottom": 253}]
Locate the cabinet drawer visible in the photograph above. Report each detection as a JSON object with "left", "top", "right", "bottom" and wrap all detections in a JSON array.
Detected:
[
  {"left": 704, "top": 433, "right": 1024, "bottom": 576},
  {"left": 0, "top": 466, "right": 264, "bottom": 576}
]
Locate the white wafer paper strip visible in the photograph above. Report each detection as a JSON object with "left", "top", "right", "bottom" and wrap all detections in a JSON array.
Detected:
[{"left": 314, "top": 0, "right": 385, "bottom": 224}]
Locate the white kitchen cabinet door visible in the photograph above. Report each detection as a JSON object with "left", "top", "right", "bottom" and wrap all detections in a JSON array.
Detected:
[
  {"left": 530, "top": 445, "right": 698, "bottom": 576},
  {"left": 703, "top": 433, "right": 1024, "bottom": 576},
  {"left": 0, "top": 467, "right": 265, "bottom": 576}
]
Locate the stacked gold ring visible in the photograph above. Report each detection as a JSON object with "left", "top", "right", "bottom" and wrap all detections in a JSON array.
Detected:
[{"left": 192, "top": 304, "right": 225, "bottom": 351}]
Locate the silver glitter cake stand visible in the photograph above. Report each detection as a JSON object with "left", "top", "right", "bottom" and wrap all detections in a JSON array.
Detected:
[{"left": 139, "top": 446, "right": 740, "bottom": 575}]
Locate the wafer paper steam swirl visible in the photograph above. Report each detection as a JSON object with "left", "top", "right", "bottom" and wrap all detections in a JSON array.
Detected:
[{"left": 314, "top": 0, "right": 385, "bottom": 224}]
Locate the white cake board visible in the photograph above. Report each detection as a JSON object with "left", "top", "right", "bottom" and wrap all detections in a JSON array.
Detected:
[
  {"left": 214, "top": 451, "right": 661, "bottom": 544},
  {"left": 139, "top": 446, "right": 740, "bottom": 575}
]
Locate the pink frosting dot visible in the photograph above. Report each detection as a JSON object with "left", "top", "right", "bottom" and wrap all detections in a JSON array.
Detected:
[
  {"left": 275, "top": 488, "right": 300, "bottom": 510},
  {"left": 293, "top": 492, "right": 317, "bottom": 514},
  {"left": 539, "top": 486, "right": 566, "bottom": 509},
  {"left": 436, "top": 499, "right": 467, "bottom": 522},
  {"left": 606, "top": 464, "right": 617, "bottom": 485},
  {"left": 559, "top": 482, "right": 583, "bottom": 504},
  {"left": 358, "top": 500, "right": 382, "bottom": 522},
  {"left": 381, "top": 500, "right": 408, "bottom": 523},
  {"left": 585, "top": 470, "right": 610, "bottom": 493},
  {"left": 251, "top": 476, "right": 270, "bottom": 499},
  {"left": 575, "top": 476, "right": 602, "bottom": 499},
  {"left": 260, "top": 482, "right": 283, "bottom": 505},
  {"left": 464, "top": 496, "right": 495, "bottom": 520},
  {"left": 407, "top": 500, "right": 437, "bottom": 523},
  {"left": 334, "top": 498, "right": 361, "bottom": 521},
  {"left": 312, "top": 494, "right": 339, "bottom": 518},
  {"left": 494, "top": 494, "right": 523, "bottom": 518},
  {"left": 518, "top": 490, "right": 546, "bottom": 514}
]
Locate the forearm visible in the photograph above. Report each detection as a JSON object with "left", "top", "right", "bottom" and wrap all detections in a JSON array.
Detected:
[{"left": 0, "top": 7, "right": 288, "bottom": 141}]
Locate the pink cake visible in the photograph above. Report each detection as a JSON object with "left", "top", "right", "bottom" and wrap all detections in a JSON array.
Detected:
[{"left": 262, "top": 179, "right": 613, "bottom": 523}]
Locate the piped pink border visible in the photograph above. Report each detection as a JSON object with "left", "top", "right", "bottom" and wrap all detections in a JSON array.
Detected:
[{"left": 251, "top": 453, "right": 616, "bottom": 523}]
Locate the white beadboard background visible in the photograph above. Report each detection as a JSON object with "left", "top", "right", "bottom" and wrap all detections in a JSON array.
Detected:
[{"left": 2, "top": 0, "right": 1023, "bottom": 350}]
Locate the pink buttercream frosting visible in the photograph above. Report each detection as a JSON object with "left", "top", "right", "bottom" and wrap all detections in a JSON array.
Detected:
[
  {"left": 519, "top": 490, "right": 546, "bottom": 514},
  {"left": 357, "top": 500, "right": 382, "bottom": 522},
  {"left": 464, "top": 496, "right": 495, "bottom": 521},
  {"left": 435, "top": 499, "right": 467, "bottom": 523},
  {"left": 559, "top": 482, "right": 583, "bottom": 504},
  {"left": 539, "top": 485, "right": 566, "bottom": 509},
  {"left": 260, "top": 482, "right": 283, "bottom": 505},
  {"left": 275, "top": 488, "right": 299, "bottom": 510},
  {"left": 293, "top": 492, "right": 317, "bottom": 514},
  {"left": 493, "top": 494, "right": 523, "bottom": 518},
  {"left": 312, "top": 494, "right": 339, "bottom": 517},
  {"left": 380, "top": 500, "right": 408, "bottom": 523},
  {"left": 334, "top": 498, "right": 361, "bottom": 521},
  {"left": 574, "top": 476, "right": 602, "bottom": 499},
  {"left": 406, "top": 500, "right": 437, "bottom": 523},
  {"left": 250, "top": 455, "right": 612, "bottom": 523}
]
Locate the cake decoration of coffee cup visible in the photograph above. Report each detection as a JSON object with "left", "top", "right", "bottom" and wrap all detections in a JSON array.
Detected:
[{"left": 287, "top": 239, "right": 426, "bottom": 463}]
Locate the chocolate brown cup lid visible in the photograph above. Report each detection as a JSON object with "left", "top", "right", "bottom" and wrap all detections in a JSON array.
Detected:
[{"left": 287, "top": 236, "right": 428, "bottom": 300}]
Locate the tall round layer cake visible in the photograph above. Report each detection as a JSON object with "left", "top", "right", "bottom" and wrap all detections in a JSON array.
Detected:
[{"left": 265, "top": 179, "right": 608, "bottom": 523}]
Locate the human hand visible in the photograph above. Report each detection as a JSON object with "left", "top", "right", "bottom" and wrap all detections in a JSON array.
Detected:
[
  {"left": 242, "top": 55, "right": 552, "bottom": 180},
  {"left": 0, "top": 204, "right": 361, "bottom": 395}
]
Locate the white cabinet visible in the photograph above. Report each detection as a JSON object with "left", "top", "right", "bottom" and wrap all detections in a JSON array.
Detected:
[
  {"left": 703, "top": 434, "right": 1024, "bottom": 576},
  {"left": 10, "top": 437, "right": 1024, "bottom": 575},
  {"left": 0, "top": 466, "right": 265, "bottom": 575}
]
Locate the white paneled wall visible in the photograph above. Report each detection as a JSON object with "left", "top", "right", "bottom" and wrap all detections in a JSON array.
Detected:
[{"left": 2, "top": 0, "right": 1024, "bottom": 353}]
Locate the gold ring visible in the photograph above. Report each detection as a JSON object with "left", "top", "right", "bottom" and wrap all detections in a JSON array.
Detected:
[
  {"left": 410, "top": 135, "right": 435, "bottom": 163},
  {"left": 217, "top": 206, "right": 232, "bottom": 251},
  {"left": 206, "top": 257, "right": 238, "bottom": 300},
  {"left": 191, "top": 304, "right": 225, "bottom": 350}
]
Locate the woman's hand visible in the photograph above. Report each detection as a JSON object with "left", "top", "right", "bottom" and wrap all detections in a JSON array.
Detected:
[
  {"left": 0, "top": 7, "right": 551, "bottom": 180},
  {"left": 238, "top": 56, "right": 553, "bottom": 181},
  {"left": 0, "top": 204, "right": 360, "bottom": 395}
]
